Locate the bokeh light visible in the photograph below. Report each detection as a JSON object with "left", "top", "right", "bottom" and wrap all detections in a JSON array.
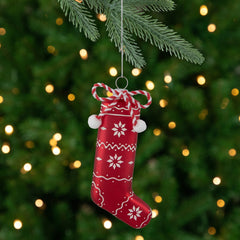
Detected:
[
  {"left": 109, "top": 67, "right": 118, "bottom": 77},
  {"left": 208, "top": 24, "right": 216, "bottom": 32},
  {"left": 5, "top": 125, "right": 14, "bottom": 135},
  {"left": 45, "top": 84, "right": 54, "bottom": 94},
  {"left": 13, "top": 219, "right": 22, "bottom": 230},
  {"left": 145, "top": 80, "right": 155, "bottom": 90},
  {"left": 79, "top": 49, "right": 88, "bottom": 60},
  {"left": 200, "top": 5, "right": 208, "bottom": 16},
  {"left": 213, "top": 177, "right": 221, "bottom": 185}
]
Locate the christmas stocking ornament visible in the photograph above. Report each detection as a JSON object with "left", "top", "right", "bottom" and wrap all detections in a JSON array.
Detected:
[{"left": 88, "top": 83, "right": 152, "bottom": 229}]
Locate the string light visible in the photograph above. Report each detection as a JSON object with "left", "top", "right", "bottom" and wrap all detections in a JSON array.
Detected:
[
  {"left": 56, "top": 17, "right": 63, "bottom": 25},
  {"left": 75, "top": 0, "right": 82, "bottom": 3},
  {"left": 45, "top": 84, "right": 54, "bottom": 94},
  {"left": 103, "top": 219, "right": 112, "bottom": 229},
  {"left": 97, "top": 14, "right": 107, "bottom": 22},
  {"left": 5, "top": 125, "right": 14, "bottom": 135},
  {"left": 196, "top": 75, "right": 206, "bottom": 85},
  {"left": 228, "top": 148, "right": 237, "bottom": 157},
  {"left": 231, "top": 88, "right": 239, "bottom": 96},
  {"left": 145, "top": 80, "right": 155, "bottom": 90},
  {"left": 68, "top": 93, "right": 75, "bottom": 101},
  {"left": 182, "top": 148, "right": 190, "bottom": 157},
  {"left": 106, "top": 91, "right": 113, "bottom": 97},
  {"left": 159, "top": 99, "right": 168, "bottom": 108},
  {"left": 23, "top": 163, "right": 32, "bottom": 172},
  {"left": 208, "top": 24, "right": 216, "bottom": 33},
  {"left": 109, "top": 67, "right": 118, "bottom": 77},
  {"left": 13, "top": 219, "right": 22, "bottom": 230},
  {"left": 199, "top": 109, "right": 208, "bottom": 120},
  {"left": 25, "top": 140, "right": 35, "bottom": 149},
  {"left": 49, "top": 138, "right": 57, "bottom": 147},
  {"left": 208, "top": 226, "right": 216, "bottom": 235},
  {"left": 152, "top": 209, "right": 159, "bottom": 218},
  {"left": 131, "top": 68, "right": 142, "bottom": 76},
  {"left": 200, "top": 5, "right": 208, "bottom": 16},
  {"left": 135, "top": 235, "right": 144, "bottom": 240},
  {"left": 47, "top": 45, "right": 56, "bottom": 54},
  {"left": 217, "top": 199, "right": 225, "bottom": 208},
  {"left": 168, "top": 121, "right": 176, "bottom": 129},
  {"left": 153, "top": 128, "right": 161, "bottom": 136},
  {"left": 154, "top": 195, "right": 163, "bottom": 203},
  {"left": 35, "top": 199, "right": 44, "bottom": 208},
  {"left": 164, "top": 74, "right": 172, "bottom": 84},
  {"left": 221, "top": 98, "right": 229, "bottom": 109},
  {"left": 0, "top": 28, "right": 6, "bottom": 36},
  {"left": 74, "top": 160, "right": 82, "bottom": 168},
  {"left": 52, "top": 146, "right": 61, "bottom": 155},
  {"left": 1, "top": 143, "right": 10, "bottom": 154},
  {"left": 0, "top": 96, "right": 4, "bottom": 103},
  {"left": 53, "top": 133, "right": 62, "bottom": 141},
  {"left": 79, "top": 49, "right": 88, "bottom": 60},
  {"left": 213, "top": 177, "right": 221, "bottom": 185}
]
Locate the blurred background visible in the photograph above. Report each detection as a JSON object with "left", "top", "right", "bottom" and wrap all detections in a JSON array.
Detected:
[{"left": 0, "top": 0, "right": 240, "bottom": 239}]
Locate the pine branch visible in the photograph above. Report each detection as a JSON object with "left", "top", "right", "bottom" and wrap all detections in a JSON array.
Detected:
[
  {"left": 58, "top": 0, "right": 205, "bottom": 67},
  {"left": 106, "top": 10, "right": 146, "bottom": 68},
  {"left": 122, "top": 8, "right": 205, "bottom": 64},
  {"left": 58, "top": 0, "right": 99, "bottom": 41},
  {"left": 125, "top": 0, "right": 176, "bottom": 12}
]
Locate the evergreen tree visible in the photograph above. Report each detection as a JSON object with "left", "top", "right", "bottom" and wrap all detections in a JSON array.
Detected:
[{"left": 0, "top": 0, "right": 240, "bottom": 239}]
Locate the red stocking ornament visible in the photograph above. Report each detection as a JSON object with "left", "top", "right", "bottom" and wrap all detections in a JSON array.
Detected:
[{"left": 88, "top": 83, "right": 152, "bottom": 229}]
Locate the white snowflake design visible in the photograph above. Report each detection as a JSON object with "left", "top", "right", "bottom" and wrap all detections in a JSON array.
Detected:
[
  {"left": 107, "top": 154, "right": 124, "bottom": 170},
  {"left": 127, "top": 206, "right": 142, "bottom": 221},
  {"left": 112, "top": 121, "right": 127, "bottom": 137}
]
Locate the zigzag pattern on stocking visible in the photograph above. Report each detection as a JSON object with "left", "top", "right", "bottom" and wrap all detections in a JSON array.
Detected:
[
  {"left": 93, "top": 172, "right": 133, "bottom": 182},
  {"left": 96, "top": 139, "right": 136, "bottom": 152}
]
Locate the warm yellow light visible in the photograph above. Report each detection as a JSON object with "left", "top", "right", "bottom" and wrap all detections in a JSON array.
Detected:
[
  {"left": 75, "top": 0, "right": 83, "bottom": 2},
  {"left": 168, "top": 121, "right": 176, "bottom": 129},
  {"left": 239, "top": 115, "right": 240, "bottom": 122},
  {"left": 213, "top": 177, "right": 221, "bottom": 185},
  {"left": 153, "top": 128, "right": 161, "bottom": 136},
  {"left": 199, "top": 109, "right": 208, "bottom": 120},
  {"left": 208, "top": 226, "right": 216, "bottom": 235},
  {"left": 0, "top": 96, "right": 3, "bottom": 103},
  {"left": 1, "top": 144, "right": 10, "bottom": 154},
  {"left": 109, "top": 67, "right": 118, "bottom": 77},
  {"left": 52, "top": 146, "right": 61, "bottom": 155},
  {"left": 217, "top": 199, "right": 225, "bottom": 208},
  {"left": 164, "top": 74, "right": 172, "bottom": 84},
  {"left": 208, "top": 24, "right": 216, "bottom": 33},
  {"left": 5, "top": 125, "right": 14, "bottom": 135},
  {"left": 197, "top": 75, "right": 206, "bottom": 85},
  {"left": 56, "top": 17, "right": 63, "bottom": 25},
  {"left": 200, "top": 5, "right": 208, "bottom": 16},
  {"left": 25, "top": 141, "right": 35, "bottom": 149},
  {"left": 45, "top": 84, "right": 54, "bottom": 94},
  {"left": 231, "top": 88, "right": 239, "bottom": 96},
  {"left": 47, "top": 45, "right": 56, "bottom": 54},
  {"left": 152, "top": 209, "right": 159, "bottom": 218},
  {"left": 0, "top": 28, "right": 6, "bottom": 36},
  {"left": 97, "top": 14, "right": 107, "bottom": 22},
  {"left": 79, "top": 49, "right": 88, "bottom": 60},
  {"left": 145, "top": 80, "right": 155, "bottom": 90},
  {"left": 228, "top": 148, "right": 237, "bottom": 157},
  {"left": 103, "top": 219, "right": 112, "bottom": 229},
  {"left": 68, "top": 93, "right": 75, "bottom": 101},
  {"left": 73, "top": 160, "right": 82, "bottom": 168},
  {"left": 131, "top": 68, "right": 142, "bottom": 76},
  {"left": 182, "top": 148, "right": 190, "bottom": 157},
  {"left": 13, "top": 219, "right": 22, "bottom": 230},
  {"left": 53, "top": 133, "right": 62, "bottom": 141},
  {"left": 49, "top": 138, "right": 57, "bottom": 147},
  {"left": 154, "top": 195, "right": 162, "bottom": 203},
  {"left": 135, "top": 235, "right": 144, "bottom": 240},
  {"left": 23, "top": 163, "right": 32, "bottom": 172},
  {"left": 159, "top": 99, "right": 168, "bottom": 108},
  {"left": 106, "top": 91, "right": 113, "bottom": 97},
  {"left": 35, "top": 199, "right": 44, "bottom": 208}
]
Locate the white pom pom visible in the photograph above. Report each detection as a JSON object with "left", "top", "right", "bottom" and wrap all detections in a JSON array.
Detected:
[
  {"left": 88, "top": 115, "right": 102, "bottom": 129},
  {"left": 133, "top": 119, "right": 147, "bottom": 133}
]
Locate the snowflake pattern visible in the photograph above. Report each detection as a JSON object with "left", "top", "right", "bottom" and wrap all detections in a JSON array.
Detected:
[
  {"left": 112, "top": 121, "right": 127, "bottom": 137},
  {"left": 127, "top": 206, "right": 142, "bottom": 221},
  {"left": 107, "top": 154, "right": 124, "bottom": 170}
]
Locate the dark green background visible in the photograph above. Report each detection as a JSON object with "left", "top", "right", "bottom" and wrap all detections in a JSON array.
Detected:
[{"left": 0, "top": 0, "right": 240, "bottom": 239}]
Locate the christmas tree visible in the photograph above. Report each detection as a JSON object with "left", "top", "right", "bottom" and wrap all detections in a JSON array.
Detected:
[{"left": 0, "top": 0, "right": 240, "bottom": 239}]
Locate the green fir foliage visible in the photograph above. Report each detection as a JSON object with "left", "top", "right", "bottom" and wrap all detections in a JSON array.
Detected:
[{"left": 58, "top": 0, "right": 204, "bottom": 67}]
